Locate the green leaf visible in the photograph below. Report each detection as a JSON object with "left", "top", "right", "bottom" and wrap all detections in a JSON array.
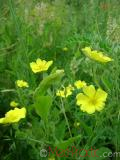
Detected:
[
  {"left": 101, "top": 74, "right": 111, "bottom": 91},
  {"left": 55, "top": 135, "right": 82, "bottom": 150},
  {"left": 34, "top": 96, "right": 52, "bottom": 122},
  {"left": 55, "top": 121, "right": 66, "bottom": 141},
  {"left": 34, "top": 70, "right": 64, "bottom": 97}
]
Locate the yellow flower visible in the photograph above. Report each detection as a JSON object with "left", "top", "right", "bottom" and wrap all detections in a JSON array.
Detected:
[
  {"left": 16, "top": 80, "right": 29, "bottom": 88},
  {"left": 67, "top": 84, "right": 74, "bottom": 91},
  {"left": 76, "top": 85, "right": 107, "bottom": 114},
  {"left": 10, "top": 101, "right": 19, "bottom": 107},
  {"left": 82, "top": 47, "right": 113, "bottom": 63},
  {"left": 0, "top": 107, "right": 26, "bottom": 124},
  {"left": 30, "top": 58, "right": 53, "bottom": 73},
  {"left": 56, "top": 85, "right": 74, "bottom": 98},
  {"left": 74, "top": 80, "right": 86, "bottom": 89},
  {"left": 63, "top": 47, "right": 68, "bottom": 52}
]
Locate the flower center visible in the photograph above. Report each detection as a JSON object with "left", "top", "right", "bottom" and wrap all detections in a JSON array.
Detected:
[{"left": 89, "top": 98, "right": 97, "bottom": 105}]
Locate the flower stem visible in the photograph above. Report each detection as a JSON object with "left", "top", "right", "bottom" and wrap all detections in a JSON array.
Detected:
[{"left": 60, "top": 98, "right": 72, "bottom": 138}]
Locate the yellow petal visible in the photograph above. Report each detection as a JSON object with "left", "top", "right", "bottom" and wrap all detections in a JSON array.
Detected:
[
  {"left": 56, "top": 90, "right": 65, "bottom": 98},
  {"left": 91, "top": 51, "right": 113, "bottom": 63},
  {"left": 30, "top": 62, "right": 40, "bottom": 73},
  {"left": 36, "top": 58, "right": 43, "bottom": 65},
  {"left": 79, "top": 102, "right": 96, "bottom": 114},
  {"left": 82, "top": 47, "right": 92, "bottom": 54},
  {"left": 82, "top": 47, "right": 113, "bottom": 63},
  {"left": 95, "top": 88, "right": 107, "bottom": 101},
  {"left": 83, "top": 85, "right": 96, "bottom": 98},
  {"left": 85, "top": 104, "right": 96, "bottom": 114},
  {"left": 45, "top": 61, "right": 53, "bottom": 70},
  {"left": 80, "top": 105, "right": 87, "bottom": 112},
  {"left": 16, "top": 80, "right": 29, "bottom": 88},
  {"left": 30, "top": 59, "right": 53, "bottom": 73},
  {"left": 76, "top": 93, "right": 89, "bottom": 106},
  {"left": 4, "top": 107, "right": 26, "bottom": 123},
  {"left": 0, "top": 118, "right": 5, "bottom": 124},
  {"left": 95, "top": 102, "right": 105, "bottom": 111},
  {"left": 74, "top": 80, "right": 86, "bottom": 89}
]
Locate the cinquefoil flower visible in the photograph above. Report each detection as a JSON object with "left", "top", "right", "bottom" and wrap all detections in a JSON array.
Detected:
[
  {"left": 0, "top": 107, "right": 26, "bottom": 124},
  {"left": 74, "top": 80, "right": 86, "bottom": 89},
  {"left": 76, "top": 85, "right": 107, "bottom": 114},
  {"left": 10, "top": 101, "right": 19, "bottom": 107},
  {"left": 30, "top": 58, "right": 53, "bottom": 73},
  {"left": 16, "top": 80, "right": 29, "bottom": 88},
  {"left": 82, "top": 47, "right": 113, "bottom": 63},
  {"left": 56, "top": 85, "right": 74, "bottom": 98}
]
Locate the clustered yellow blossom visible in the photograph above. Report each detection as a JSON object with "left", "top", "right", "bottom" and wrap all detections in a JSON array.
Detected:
[
  {"left": 56, "top": 85, "right": 74, "bottom": 98},
  {"left": 82, "top": 47, "right": 113, "bottom": 63},
  {"left": 0, "top": 107, "right": 26, "bottom": 124},
  {"left": 74, "top": 80, "right": 86, "bottom": 89},
  {"left": 16, "top": 80, "right": 29, "bottom": 88},
  {"left": 76, "top": 85, "right": 107, "bottom": 114},
  {"left": 10, "top": 101, "right": 19, "bottom": 107},
  {"left": 30, "top": 58, "right": 53, "bottom": 73}
]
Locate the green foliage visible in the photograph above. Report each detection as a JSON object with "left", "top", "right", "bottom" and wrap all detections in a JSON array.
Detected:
[
  {"left": 34, "top": 70, "right": 64, "bottom": 97},
  {"left": 34, "top": 96, "right": 52, "bottom": 122},
  {"left": 88, "top": 147, "right": 112, "bottom": 160},
  {"left": 55, "top": 135, "right": 81, "bottom": 150}
]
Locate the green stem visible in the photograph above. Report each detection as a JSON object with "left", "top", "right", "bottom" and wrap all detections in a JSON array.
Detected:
[{"left": 60, "top": 98, "right": 72, "bottom": 138}]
